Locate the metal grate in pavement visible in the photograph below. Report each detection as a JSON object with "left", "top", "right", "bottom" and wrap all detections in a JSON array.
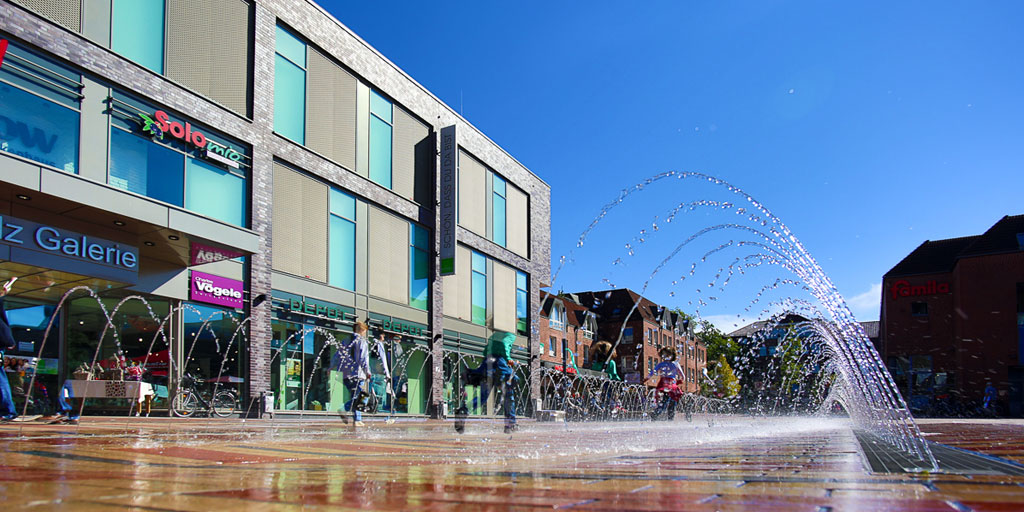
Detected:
[{"left": 855, "top": 430, "right": 1024, "bottom": 476}]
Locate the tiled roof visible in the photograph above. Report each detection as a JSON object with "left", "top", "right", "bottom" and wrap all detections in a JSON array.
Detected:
[
  {"left": 959, "top": 214, "right": 1024, "bottom": 258},
  {"left": 727, "top": 320, "right": 769, "bottom": 338},
  {"left": 540, "top": 291, "right": 590, "bottom": 326},
  {"left": 727, "top": 314, "right": 810, "bottom": 338},
  {"left": 574, "top": 289, "right": 652, "bottom": 321},
  {"left": 884, "top": 236, "right": 978, "bottom": 277},
  {"left": 885, "top": 214, "right": 1024, "bottom": 278}
]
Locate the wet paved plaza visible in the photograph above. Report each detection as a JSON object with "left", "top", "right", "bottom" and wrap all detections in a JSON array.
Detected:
[{"left": 2, "top": 416, "right": 1024, "bottom": 511}]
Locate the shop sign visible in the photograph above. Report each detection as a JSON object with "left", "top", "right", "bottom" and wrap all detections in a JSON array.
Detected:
[
  {"left": 0, "top": 39, "right": 7, "bottom": 68},
  {"left": 190, "top": 241, "right": 244, "bottom": 266},
  {"left": 379, "top": 319, "right": 425, "bottom": 337},
  {"left": 190, "top": 271, "right": 244, "bottom": 309},
  {"left": 289, "top": 298, "right": 352, "bottom": 322},
  {"left": 139, "top": 110, "right": 243, "bottom": 167},
  {"left": 890, "top": 279, "right": 950, "bottom": 300},
  {"left": 439, "top": 125, "right": 457, "bottom": 275},
  {"left": 0, "top": 215, "right": 138, "bottom": 283}
]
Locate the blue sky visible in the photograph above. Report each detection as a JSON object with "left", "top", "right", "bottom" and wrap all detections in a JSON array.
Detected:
[{"left": 324, "top": 1, "right": 1024, "bottom": 329}]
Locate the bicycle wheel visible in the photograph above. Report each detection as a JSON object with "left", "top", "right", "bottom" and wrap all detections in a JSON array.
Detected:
[
  {"left": 171, "top": 390, "right": 198, "bottom": 418},
  {"left": 212, "top": 391, "right": 238, "bottom": 418}
]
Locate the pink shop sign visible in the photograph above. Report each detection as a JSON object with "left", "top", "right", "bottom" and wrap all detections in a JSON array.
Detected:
[
  {"left": 190, "top": 241, "right": 245, "bottom": 266},
  {"left": 190, "top": 271, "right": 244, "bottom": 309}
]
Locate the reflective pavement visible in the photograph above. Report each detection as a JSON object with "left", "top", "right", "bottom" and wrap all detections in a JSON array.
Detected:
[{"left": 2, "top": 416, "right": 1024, "bottom": 510}]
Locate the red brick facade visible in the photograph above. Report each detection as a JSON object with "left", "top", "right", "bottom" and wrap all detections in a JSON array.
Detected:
[
  {"left": 882, "top": 215, "right": 1024, "bottom": 415},
  {"left": 573, "top": 289, "right": 706, "bottom": 393}
]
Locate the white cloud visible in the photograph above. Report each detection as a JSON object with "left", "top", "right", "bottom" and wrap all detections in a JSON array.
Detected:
[{"left": 845, "top": 282, "right": 882, "bottom": 321}]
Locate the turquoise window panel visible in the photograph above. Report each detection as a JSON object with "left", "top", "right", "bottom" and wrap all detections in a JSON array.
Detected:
[
  {"left": 516, "top": 289, "right": 528, "bottom": 334},
  {"left": 493, "top": 175, "right": 506, "bottom": 197},
  {"left": 471, "top": 271, "right": 486, "bottom": 326},
  {"left": 274, "top": 55, "right": 306, "bottom": 144},
  {"left": 329, "top": 215, "right": 355, "bottom": 290},
  {"left": 0, "top": 82, "right": 79, "bottom": 173},
  {"left": 112, "top": 0, "right": 165, "bottom": 74},
  {"left": 471, "top": 251, "right": 486, "bottom": 274},
  {"left": 410, "top": 224, "right": 429, "bottom": 310},
  {"left": 329, "top": 188, "right": 355, "bottom": 220},
  {"left": 493, "top": 193, "right": 506, "bottom": 247},
  {"left": 412, "top": 223, "right": 429, "bottom": 249},
  {"left": 185, "top": 158, "right": 247, "bottom": 227},
  {"left": 369, "top": 90, "right": 392, "bottom": 123},
  {"left": 369, "top": 115, "right": 392, "bottom": 188},
  {"left": 275, "top": 25, "right": 307, "bottom": 68},
  {"left": 410, "top": 247, "right": 429, "bottom": 310},
  {"left": 516, "top": 270, "right": 528, "bottom": 335},
  {"left": 109, "top": 128, "right": 183, "bottom": 206},
  {"left": 471, "top": 251, "right": 487, "bottom": 326}
]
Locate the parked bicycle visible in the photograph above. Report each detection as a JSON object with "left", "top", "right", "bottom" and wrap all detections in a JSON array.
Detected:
[{"left": 170, "top": 373, "right": 238, "bottom": 418}]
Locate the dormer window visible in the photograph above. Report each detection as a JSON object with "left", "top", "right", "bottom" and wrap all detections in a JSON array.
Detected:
[
  {"left": 581, "top": 314, "right": 596, "bottom": 340},
  {"left": 550, "top": 301, "right": 566, "bottom": 331}
]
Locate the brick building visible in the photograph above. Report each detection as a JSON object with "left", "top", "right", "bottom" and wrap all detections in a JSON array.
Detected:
[
  {"left": 574, "top": 289, "right": 706, "bottom": 391},
  {"left": 0, "top": 0, "right": 550, "bottom": 417},
  {"left": 882, "top": 215, "right": 1024, "bottom": 415},
  {"left": 538, "top": 292, "right": 597, "bottom": 375}
]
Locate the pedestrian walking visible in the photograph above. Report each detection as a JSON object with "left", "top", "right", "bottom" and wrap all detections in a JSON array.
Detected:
[
  {"left": 458, "top": 331, "right": 519, "bottom": 434},
  {"left": 983, "top": 382, "right": 997, "bottom": 411},
  {"left": 1, "top": 277, "right": 20, "bottom": 422},
  {"left": 335, "top": 321, "right": 372, "bottom": 426}
]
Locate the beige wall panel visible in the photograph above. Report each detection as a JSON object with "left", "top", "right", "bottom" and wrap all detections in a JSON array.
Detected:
[
  {"left": 492, "top": 261, "right": 516, "bottom": 333},
  {"left": 271, "top": 163, "right": 302, "bottom": 275},
  {"left": 300, "top": 175, "right": 328, "bottom": 282},
  {"left": 392, "top": 106, "right": 428, "bottom": 202},
  {"left": 458, "top": 150, "right": 486, "bottom": 236},
  {"left": 167, "top": 0, "right": 252, "bottom": 116},
  {"left": 507, "top": 185, "right": 529, "bottom": 257},
  {"left": 442, "top": 267, "right": 458, "bottom": 319},
  {"left": 368, "top": 207, "right": 409, "bottom": 304},
  {"left": 306, "top": 49, "right": 357, "bottom": 170},
  {"left": 455, "top": 245, "right": 472, "bottom": 321},
  {"left": 13, "top": 0, "right": 80, "bottom": 32}
]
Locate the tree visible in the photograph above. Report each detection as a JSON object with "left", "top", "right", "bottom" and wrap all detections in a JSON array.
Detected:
[
  {"left": 705, "top": 354, "right": 740, "bottom": 399},
  {"left": 696, "top": 320, "right": 739, "bottom": 363},
  {"left": 776, "top": 328, "right": 806, "bottom": 396}
]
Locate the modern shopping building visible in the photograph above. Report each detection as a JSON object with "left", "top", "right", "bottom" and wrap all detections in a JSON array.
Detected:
[
  {"left": 0, "top": 0, "right": 550, "bottom": 416},
  {"left": 881, "top": 214, "right": 1024, "bottom": 416}
]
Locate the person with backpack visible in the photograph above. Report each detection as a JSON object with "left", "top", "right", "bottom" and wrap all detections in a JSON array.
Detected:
[
  {"left": 458, "top": 330, "right": 519, "bottom": 434},
  {"left": 0, "top": 277, "right": 20, "bottom": 422},
  {"left": 335, "top": 321, "right": 372, "bottom": 426}
]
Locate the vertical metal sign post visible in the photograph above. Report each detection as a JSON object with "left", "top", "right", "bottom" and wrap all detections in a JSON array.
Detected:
[{"left": 439, "top": 125, "right": 457, "bottom": 276}]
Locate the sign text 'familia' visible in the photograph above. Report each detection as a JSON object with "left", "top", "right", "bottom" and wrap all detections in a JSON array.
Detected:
[{"left": 890, "top": 279, "right": 951, "bottom": 300}]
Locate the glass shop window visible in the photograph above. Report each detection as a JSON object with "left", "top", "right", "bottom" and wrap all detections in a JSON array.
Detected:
[
  {"left": 107, "top": 92, "right": 250, "bottom": 227},
  {"left": 0, "top": 40, "right": 81, "bottom": 173}
]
